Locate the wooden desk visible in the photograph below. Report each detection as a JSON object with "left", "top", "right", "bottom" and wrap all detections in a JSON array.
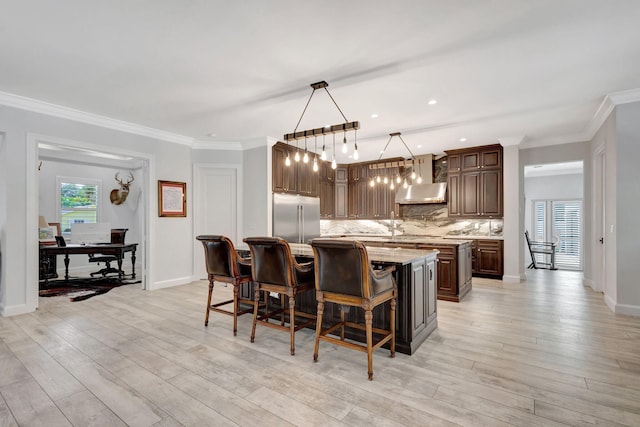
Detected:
[{"left": 39, "top": 243, "right": 137, "bottom": 285}]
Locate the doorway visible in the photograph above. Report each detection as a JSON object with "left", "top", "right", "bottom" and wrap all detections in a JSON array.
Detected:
[
  {"left": 524, "top": 161, "right": 584, "bottom": 271},
  {"left": 29, "top": 134, "right": 153, "bottom": 310}
]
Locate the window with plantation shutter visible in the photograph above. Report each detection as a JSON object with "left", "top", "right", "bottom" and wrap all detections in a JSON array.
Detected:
[{"left": 57, "top": 177, "right": 101, "bottom": 236}]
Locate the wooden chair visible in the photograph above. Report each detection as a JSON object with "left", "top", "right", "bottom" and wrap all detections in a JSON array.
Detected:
[
  {"left": 243, "top": 237, "right": 316, "bottom": 356},
  {"left": 310, "top": 239, "right": 397, "bottom": 380},
  {"left": 196, "top": 235, "right": 255, "bottom": 335},
  {"left": 525, "top": 230, "right": 557, "bottom": 270},
  {"left": 89, "top": 228, "right": 128, "bottom": 277}
]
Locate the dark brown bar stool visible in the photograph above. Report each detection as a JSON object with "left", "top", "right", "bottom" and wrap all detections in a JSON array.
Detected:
[
  {"left": 243, "top": 237, "right": 316, "bottom": 356},
  {"left": 196, "top": 235, "right": 255, "bottom": 335},
  {"left": 310, "top": 239, "right": 397, "bottom": 380}
]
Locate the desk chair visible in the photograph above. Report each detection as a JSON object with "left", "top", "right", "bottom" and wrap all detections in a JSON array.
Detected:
[
  {"left": 196, "top": 235, "right": 256, "bottom": 335},
  {"left": 243, "top": 237, "right": 316, "bottom": 356},
  {"left": 525, "top": 230, "right": 557, "bottom": 270},
  {"left": 310, "top": 239, "right": 397, "bottom": 380},
  {"left": 89, "top": 228, "right": 128, "bottom": 277}
]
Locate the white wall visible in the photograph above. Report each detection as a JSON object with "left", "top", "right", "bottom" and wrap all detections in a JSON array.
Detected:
[
  {"left": 0, "top": 132, "right": 6, "bottom": 310},
  {"left": 613, "top": 102, "right": 640, "bottom": 313},
  {"left": 242, "top": 144, "right": 270, "bottom": 239}
]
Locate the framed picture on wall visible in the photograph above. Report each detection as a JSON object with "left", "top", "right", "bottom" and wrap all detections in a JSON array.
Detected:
[{"left": 158, "top": 180, "right": 187, "bottom": 217}]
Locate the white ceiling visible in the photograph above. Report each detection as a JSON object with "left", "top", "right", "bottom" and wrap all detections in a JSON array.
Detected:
[{"left": 2, "top": 1, "right": 640, "bottom": 163}]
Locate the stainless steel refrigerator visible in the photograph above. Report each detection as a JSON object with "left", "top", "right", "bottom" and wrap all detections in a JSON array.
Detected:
[{"left": 273, "top": 193, "right": 321, "bottom": 243}]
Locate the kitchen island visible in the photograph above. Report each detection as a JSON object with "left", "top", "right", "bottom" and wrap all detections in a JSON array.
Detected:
[
  {"left": 324, "top": 235, "right": 473, "bottom": 302},
  {"left": 238, "top": 243, "right": 439, "bottom": 355}
]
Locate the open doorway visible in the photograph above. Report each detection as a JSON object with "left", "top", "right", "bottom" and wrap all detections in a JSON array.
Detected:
[
  {"left": 30, "top": 134, "right": 153, "bottom": 307},
  {"left": 524, "top": 161, "right": 584, "bottom": 271}
]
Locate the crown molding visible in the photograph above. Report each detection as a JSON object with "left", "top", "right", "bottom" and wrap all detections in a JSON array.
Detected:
[
  {"left": 0, "top": 91, "right": 194, "bottom": 146},
  {"left": 607, "top": 87, "right": 640, "bottom": 105},
  {"left": 191, "top": 140, "right": 243, "bottom": 150}
]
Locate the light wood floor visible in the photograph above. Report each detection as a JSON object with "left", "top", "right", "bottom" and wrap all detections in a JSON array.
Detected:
[{"left": 1, "top": 270, "right": 640, "bottom": 426}]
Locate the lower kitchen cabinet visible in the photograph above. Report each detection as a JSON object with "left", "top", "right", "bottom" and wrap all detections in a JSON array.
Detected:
[
  {"left": 416, "top": 242, "right": 472, "bottom": 303},
  {"left": 474, "top": 239, "right": 503, "bottom": 277}
]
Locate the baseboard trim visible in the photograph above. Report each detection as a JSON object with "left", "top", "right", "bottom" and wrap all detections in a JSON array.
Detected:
[
  {"left": 0, "top": 303, "right": 35, "bottom": 317},
  {"left": 502, "top": 274, "right": 523, "bottom": 283},
  {"left": 614, "top": 303, "right": 640, "bottom": 317},
  {"left": 604, "top": 293, "right": 616, "bottom": 313},
  {"left": 150, "top": 276, "right": 192, "bottom": 290}
]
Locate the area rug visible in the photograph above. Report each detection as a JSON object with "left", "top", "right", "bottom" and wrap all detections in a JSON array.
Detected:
[{"left": 39, "top": 277, "right": 141, "bottom": 301}]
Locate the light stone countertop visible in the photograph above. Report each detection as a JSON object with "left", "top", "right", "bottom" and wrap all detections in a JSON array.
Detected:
[
  {"left": 320, "top": 235, "right": 474, "bottom": 246},
  {"left": 289, "top": 243, "right": 438, "bottom": 265}
]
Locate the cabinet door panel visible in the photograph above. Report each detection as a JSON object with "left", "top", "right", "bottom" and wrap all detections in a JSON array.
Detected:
[
  {"left": 448, "top": 173, "right": 461, "bottom": 216},
  {"left": 461, "top": 172, "right": 481, "bottom": 216},
  {"left": 461, "top": 152, "right": 480, "bottom": 171},
  {"left": 481, "top": 149, "right": 502, "bottom": 169},
  {"left": 335, "top": 183, "right": 348, "bottom": 218},
  {"left": 412, "top": 258, "right": 427, "bottom": 336},
  {"left": 481, "top": 170, "right": 502, "bottom": 217}
]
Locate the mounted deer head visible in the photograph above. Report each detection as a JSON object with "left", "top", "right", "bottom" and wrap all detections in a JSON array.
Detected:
[{"left": 110, "top": 172, "right": 135, "bottom": 205}]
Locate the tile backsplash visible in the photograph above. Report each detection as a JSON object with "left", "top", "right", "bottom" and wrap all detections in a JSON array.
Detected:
[{"left": 321, "top": 205, "right": 503, "bottom": 238}]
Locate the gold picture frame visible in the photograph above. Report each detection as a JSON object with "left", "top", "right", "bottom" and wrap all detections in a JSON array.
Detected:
[{"left": 158, "top": 180, "right": 187, "bottom": 217}]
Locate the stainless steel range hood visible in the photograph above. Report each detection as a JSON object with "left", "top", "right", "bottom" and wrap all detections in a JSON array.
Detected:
[
  {"left": 394, "top": 153, "right": 447, "bottom": 204},
  {"left": 395, "top": 182, "right": 447, "bottom": 204}
]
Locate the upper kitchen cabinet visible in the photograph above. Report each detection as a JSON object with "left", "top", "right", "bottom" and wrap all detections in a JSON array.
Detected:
[
  {"left": 445, "top": 144, "right": 503, "bottom": 218},
  {"left": 348, "top": 164, "right": 368, "bottom": 218},
  {"left": 272, "top": 142, "right": 319, "bottom": 197},
  {"left": 319, "top": 161, "right": 335, "bottom": 218}
]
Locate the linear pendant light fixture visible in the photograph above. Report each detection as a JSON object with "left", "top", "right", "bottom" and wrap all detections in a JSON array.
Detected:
[
  {"left": 369, "top": 132, "right": 423, "bottom": 189},
  {"left": 284, "top": 81, "right": 359, "bottom": 171}
]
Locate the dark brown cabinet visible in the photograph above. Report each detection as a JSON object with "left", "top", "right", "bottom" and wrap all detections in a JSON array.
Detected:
[
  {"left": 334, "top": 167, "right": 348, "bottom": 219},
  {"left": 446, "top": 144, "right": 503, "bottom": 218},
  {"left": 348, "top": 164, "right": 368, "bottom": 218},
  {"left": 474, "top": 239, "right": 503, "bottom": 277},
  {"left": 319, "top": 162, "right": 334, "bottom": 218},
  {"left": 272, "top": 142, "right": 319, "bottom": 197},
  {"left": 416, "top": 242, "right": 472, "bottom": 302}
]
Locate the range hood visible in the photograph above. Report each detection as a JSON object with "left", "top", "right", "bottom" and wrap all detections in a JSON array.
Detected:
[
  {"left": 394, "top": 153, "right": 447, "bottom": 204},
  {"left": 395, "top": 182, "right": 447, "bottom": 204}
]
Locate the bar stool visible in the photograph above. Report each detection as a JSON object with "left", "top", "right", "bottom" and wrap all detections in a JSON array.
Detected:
[
  {"left": 243, "top": 237, "right": 316, "bottom": 356},
  {"left": 310, "top": 239, "right": 397, "bottom": 380},
  {"left": 196, "top": 235, "right": 255, "bottom": 335}
]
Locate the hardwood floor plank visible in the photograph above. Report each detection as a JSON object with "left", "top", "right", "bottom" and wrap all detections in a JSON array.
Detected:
[
  {"left": 0, "top": 378, "right": 71, "bottom": 427},
  {"left": 534, "top": 400, "right": 630, "bottom": 427},
  {"left": 55, "top": 390, "right": 128, "bottom": 427},
  {"left": 0, "top": 393, "right": 18, "bottom": 427}
]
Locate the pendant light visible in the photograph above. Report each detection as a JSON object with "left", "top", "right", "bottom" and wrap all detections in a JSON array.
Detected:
[
  {"left": 331, "top": 133, "right": 337, "bottom": 170},
  {"left": 320, "top": 134, "right": 327, "bottom": 161},
  {"left": 353, "top": 130, "right": 359, "bottom": 160},
  {"left": 303, "top": 136, "right": 309, "bottom": 163},
  {"left": 312, "top": 136, "right": 319, "bottom": 172}
]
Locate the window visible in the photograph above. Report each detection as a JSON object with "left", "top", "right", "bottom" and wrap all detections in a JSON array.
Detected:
[
  {"left": 532, "top": 199, "right": 583, "bottom": 270},
  {"left": 57, "top": 177, "right": 101, "bottom": 236}
]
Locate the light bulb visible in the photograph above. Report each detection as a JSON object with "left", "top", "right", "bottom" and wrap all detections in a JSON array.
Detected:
[
  {"left": 383, "top": 176, "right": 388, "bottom": 184},
  {"left": 331, "top": 158, "right": 337, "bottom": 169},
  {"left": 370, "top": 179, "right": 375, "bottom": 187},
  {"left": 416, "top": 175, "right": 423, "bottom": 183},
  {"left": 285, "top": 154, "right": 291, "bottom": 167},
  {"left": 411, "top": 171, "right": 416, "bottom": 179},
  {"left": 403, "top": 178, "right": 408, "bottom": 189},
  {"left": 376, "top": 176, "right": 381, "bottom": 183},
  {"left": 303, "top": 151, "right": 309, "bottom": 163},
  {"left": 396, "top": 176, "right": 402, "bottom": 184},
  {"left": 294, "top": 151, "right": 300, "bottom": 162},
  {"left": 353, "top": 147, "right": 359, "bottom": 160},
  {"left": 390, "top": 182, "right": 395, "bottom": 190},
  {"left": 341, "top": 140, "right": 348, "bottom": 154},
  {"left": 312, "top": 157, "right": 318, "bottom": 172},
  {"left": 320, "top": 146, "right": 327, "bottom": 161}
]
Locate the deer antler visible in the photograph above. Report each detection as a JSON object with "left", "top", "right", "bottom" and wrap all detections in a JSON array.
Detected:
[
  {"left": 125, "top": 171, "right": 134, "bottom": 184},
  {"left": 115, "top": 172, "right": 135, "bottom": 185},
  {"left": 115, "top": 172, "right": 123, "bottom": 185}
]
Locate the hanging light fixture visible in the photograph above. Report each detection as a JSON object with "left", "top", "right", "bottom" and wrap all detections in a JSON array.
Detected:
[
  {"left": 331, "top": 133, "right": 337, "bottom": 170},
  {"left": 320, "top": 134, "right": 327, "bottom": 161},
  {"left": 312, "top": 136, "right": 319, "bottom": 172},
  {"left": 371, "top": 132, "right": 419, "bottom": 190},
  {"left": 303, "top": 136, "right": 309, "bottom": 163},
  {"left": 353, "top": 130, "right": 359, "bottom": 160},
  {"left": 283, "top": 81, "right": 359, "bottom": 172}
]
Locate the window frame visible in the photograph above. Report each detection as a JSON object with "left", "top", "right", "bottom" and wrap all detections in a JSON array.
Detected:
[{"left": 56, "top": 176, "right": 102, "bottom": 237}]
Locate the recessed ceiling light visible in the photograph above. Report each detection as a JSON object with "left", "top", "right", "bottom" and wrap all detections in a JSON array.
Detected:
[
  {"left": 417, "top": 144, "right": 423, "bottom": 148},
  {"left": 207, "top": 133, "right": 216, "bottom": 137},
  {"left": 459, "top": 137, "right": 467, "bottom": 142},
  {"left": 371, "top": 113, "right": 379, "bottom": 118},
  {"left": 428, "top": 99, "right": 437, "bottom": 105}
]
